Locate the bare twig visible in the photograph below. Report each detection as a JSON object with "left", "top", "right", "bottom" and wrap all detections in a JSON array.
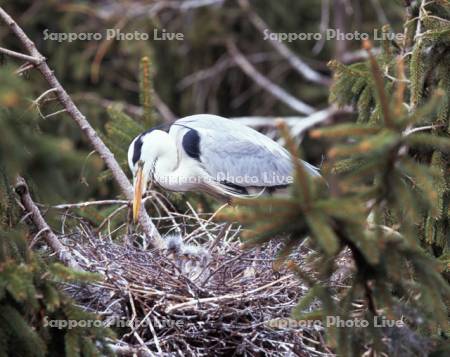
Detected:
[
  {"left": 403, "top": 124, "right": 444, "bottom": 136},
  {"left": 14, "top": 176, "right": 81, "bottom": 269},
  {"left": 340, "top": 48, "right": 381, "bottom": 64},
  {"left": 333, "top": 0, "right": 349, "bottom": 61},
  {"left": 313, "top": 0, "right": 331, "bottom": 55},
  {"left": 152, "top": 90, "right": 177, "bottom": 123},
  {"left": 177, "top": 52, "right": 279, "bottom": 90},
  {"left": 15, "top": 62, "right": 35, "bottom": 75},
  {"left": 32, "top": 88, "right": 58, "bottom": 105},
  {"left": 0, "top": 7, "right": 163, "bottom": 248},
  {"left": 45, "top": 199, "right": 131, "bottom": 210},
  {"left": 227, "top": 40, "right": 315, "bottom": 115},
  {"left": 42, "top": 108, "right": 68, "bottom": 119},
  {"left": 107, "top": 343, "right": 153, "bottom": 357},
  {"left": 238, "top": 0, "right": 330, "bottom": 86},
  {"left": 73, "top": 91, "right": 176, "bottom": 123},
  {"left": 231, "top": 106, "right": 352, "bottom": 136},
  {"left": 369, "top": 0, "right": 389, "bottom": 25},
  {"left": 0, "top": 46, "right": 42, "bottom": 64}
]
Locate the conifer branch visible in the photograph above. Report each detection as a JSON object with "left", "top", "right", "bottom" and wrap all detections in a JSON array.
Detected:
[
  {"left": 276, "top": 120, "right": 312, "bottom": 207},
  {"left": 363, "top": 40, "right": 393, "bottom": 127},
  {"left": 394, "top": 56, "right": 407, "bottom": 117},
  {"left": 14, "top": 176, "right": 81, "bottom": 270},
  {"left": 0, "top": 7, "right": 164, "bottom": 248}
]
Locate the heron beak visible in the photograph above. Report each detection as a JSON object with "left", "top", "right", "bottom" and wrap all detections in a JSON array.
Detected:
[{"left": 133, "top": 165, "right": 144, "bottom": 224}]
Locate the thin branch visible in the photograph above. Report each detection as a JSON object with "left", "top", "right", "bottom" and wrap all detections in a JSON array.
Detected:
[
  {"left": 43, "top": 108, "right": 67, "bottom": 119},
  {"left": 177, "top": 52, "right": 278, "bottom": 90},
  {"left": 403, "top": 124, "right": 444, "bottom": 136},
  {"left": 231, "top": 106, "right": 352, "bottom": 136},
  {"left": 40, "top": 196, "right": 155, "bottom": 210},
  {"left": 231, "top": 116, "right": 313, "bottom": 127},
  {"left": 73, "top": 91, "right": 176, "bottom": 123},
  {"left": 97, "top": 0, "right": 224, "bottom": 21},
  {"left": 0, "top": 46, "right": 42, "bottom": 64},
  {"left": 227, "top": 40, "right": 315, "bottom": 115},
  {"left": 15, "top": 62, "right": 36, "bottom": 75},
  {"left": 340, "top": 47, "right": 381, "bottom": 64},
  {"left": 33, "top": 87, "right": 58, "bottom": 104},
  {"left": 179, "top": 0, "right": 224, "bottom": 10},
  {"left": 15, "top": 176, "right": 81, "bottom": 270},
  {"left": 333, "top": 0, "right": 350, "bottom": 61},
  {"left": 152, "top": 89, "right": 177, "bottom": 123},
  {"left": 369, "top": 0, "right": 389, "bottom": 25},
  {"left": 107, "top": 342, "right": 152, "bottom": 357},
  {"left": 31, "top": 88, "right": 59, "bottom": 119},
  {"left": 238, "top": 0, "right": 330, "bottom": 86},
  {"left": 290, "top": 106, "right": 352, "bottom": 137},
  {"left": 313, "top": 0, "right": 331, "bottom": 55},
  {"left": 0, "top": 7, "right": 163, "bottom": 248},
  {"left": 45, "top": 199, "right": 130, "bottom": 209}
]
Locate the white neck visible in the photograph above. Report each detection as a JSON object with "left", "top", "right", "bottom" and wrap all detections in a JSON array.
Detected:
[{"left": 152, "top": 134, "right": 180, "bottom": 190}]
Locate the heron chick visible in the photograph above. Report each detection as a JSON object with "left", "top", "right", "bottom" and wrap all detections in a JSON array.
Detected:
[{"left": 128, "top": 114, "right": 321, "bottom": 223}]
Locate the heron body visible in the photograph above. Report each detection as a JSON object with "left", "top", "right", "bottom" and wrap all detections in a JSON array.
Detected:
[{"left": 128, "top": 114, "right": 321, "bottom": 221}]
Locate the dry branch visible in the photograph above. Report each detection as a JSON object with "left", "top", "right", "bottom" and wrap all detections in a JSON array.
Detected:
[
  {"left": 73, "top": 92, "right": 176, "bottom": 123},
  {"left": 0, "top": 46, "right": 42, "bottom": 64},
  {"left": 227, "top": 40, "right": 315, "bottom": 115},
  {"left": 232, "top": 106, "right": 352, "bottom": 136},
  {"left": 101, "top": 0, "right": 225, "bottom": 20},
  {"left": 14, "top": 176, "right": 81, "bottom": 270},
  {"left": 238, "top": 0, "right": 331, "bottom": 86},
  {"left": 107, "top": 343, "right": 153, "bottom": 357},
  {"left": 0, "top": 7, "right": 163, "bottom": 248}
]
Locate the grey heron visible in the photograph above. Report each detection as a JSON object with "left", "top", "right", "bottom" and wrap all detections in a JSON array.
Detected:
[{"left": 128, "top": 114, "right": 321, "bottom": 222}]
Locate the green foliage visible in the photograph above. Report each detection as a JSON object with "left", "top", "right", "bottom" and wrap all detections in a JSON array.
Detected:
[
  {"left": 139, "top": 56, "right": 160, "bottom": 128},
  {"left": 327, "top": 0, "right": 450, "bottom": 256},
  {"left": 0, "top": 66, "right": 103, "bottom": 205},
  {"left": 0, "top": 81, "right": 114, "bottom": 355},
  {"left": 0, "top": 229, "right": 114, "bottom": 357},
  {"left": 222, "top": 1, "right": 450, "bottom": 355},
  {"left": 0, "top": 176, "right": 113, "bottom": 355}
]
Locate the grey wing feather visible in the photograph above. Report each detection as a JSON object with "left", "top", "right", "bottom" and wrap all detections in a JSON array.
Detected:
[{"left": 175, "top": 114, "right": 320, "bottom": 187}]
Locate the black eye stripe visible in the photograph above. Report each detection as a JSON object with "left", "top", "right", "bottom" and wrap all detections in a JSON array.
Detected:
[
  {"left": 131, "top": 122, "right": 174, "bottom": 166},
  {"left": 132, "top": 135, "right": 143, "bottom": 165}
]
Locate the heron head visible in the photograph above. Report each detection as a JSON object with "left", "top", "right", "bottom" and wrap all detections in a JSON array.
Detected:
[
  {"left": 128, "top": 130, "right": 175, "bottom": 223},
  {"left": 128, "top": 133, "right": 156, "bottom": 223}
]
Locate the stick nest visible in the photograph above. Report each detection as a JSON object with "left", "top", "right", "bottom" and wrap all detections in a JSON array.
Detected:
[{"left": 56, "top": 214, "right": 346, "bottom": 357}]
